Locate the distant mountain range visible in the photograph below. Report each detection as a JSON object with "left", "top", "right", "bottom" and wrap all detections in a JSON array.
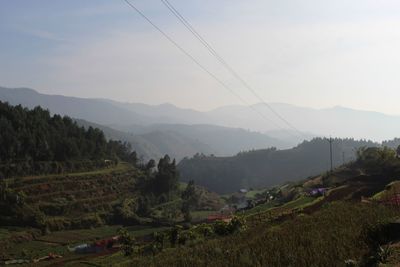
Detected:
[
  {"left": 208, "top": 103, "right": 400, "bottom": 142},
  {"left": 2, "top": 86, "right": 400, "bottom": 161},
  {"left": 76, "top": 119, "right": 289, "bottom": 161},
  {"left": 0, "top": 87, "right": 290, "bottom": 161}
]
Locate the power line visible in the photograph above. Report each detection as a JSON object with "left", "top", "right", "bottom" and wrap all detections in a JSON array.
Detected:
[
  {"left": 160, "top": 0, "right": 303, "bottom": 136},
  {"left": 122, "top": 0, "right": 290, "bottom": 132}
]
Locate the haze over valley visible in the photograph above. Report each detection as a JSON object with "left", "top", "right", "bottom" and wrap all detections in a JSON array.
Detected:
[
  {"left": 3, "top": 86, "right": 400, "bottom": 151},
  {"left": 2, "top": 1, "right": 400, "bottom": 266}
]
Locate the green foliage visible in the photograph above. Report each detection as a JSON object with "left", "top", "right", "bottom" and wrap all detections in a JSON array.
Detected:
[
  {"left": 212, "top": 216, "right": 246, "bottom": 236},
  {"left": 228, "top": 216, "right": 247, "bottom": 233},
  {"left": 178, "top": 229, "right": 196, "bottom": 246},
  {"left": 118, "top": 228, "right": 136, "bottom": 256},
  {"left": 131, "top": 202, "right": 399, "bottom": 266},
  {"left": 195, "top": 223, "right": 213, "bottom": 238},
  {"left": 153, "top": 155, "right": 179, "bottom": 196},
  {"left": 153, "top": 231, "right": 166, "bottom": 251},
  {"left": 168, "top": 225, "right": 182, "bottom": 247},
  {"left": 178, "top": 138, "right": 378, "bottom": 193},
  {"left": 356, "top": 146, "right": 398, "bottom": 175},
  {"left": 181, "top": 180, "right": 199, "bottom": 222},
  {"left": 181, "top": 203, "right": 192, "bottom": 223},
  {"left": 212, "top": 220, "right": 231, "bottom": 236},
  {"left": 374, "top": 244, "right": 393, "bottom": 264},
  {"left": 0, "top": 101, "right": 137, "bottom": 178},
  {"left": 113, "top": 198, "right": 139, "bottom": 224}
]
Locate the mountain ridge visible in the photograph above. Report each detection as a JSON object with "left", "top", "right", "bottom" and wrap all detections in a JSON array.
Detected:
[{"left": 3, "top": 86, "right": 400, "bottom": 143}]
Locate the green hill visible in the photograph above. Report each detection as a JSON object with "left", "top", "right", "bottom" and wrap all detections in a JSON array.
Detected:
[
  {"left": 0, "top": 101, "right": 138, "bottom": 178},
  {"left": 112, "top": 146, "right": 400, "bottom": 267},
  {"left": 0, "top": 163, "right": 140, "bottom": 230},
  {"left": 178, "top": 138, "right": 378, "bottom": 193}
]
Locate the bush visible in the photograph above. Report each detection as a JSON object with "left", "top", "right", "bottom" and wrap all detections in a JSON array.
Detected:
[
  {"left": 213, "top": 221, "right": 231, "bottom": 236},
  {"left": 168, "top": 226, "right": 183, "bottom": 247},
  {"left": 118, "top": 228, "right": 136, "bottom": 256}
]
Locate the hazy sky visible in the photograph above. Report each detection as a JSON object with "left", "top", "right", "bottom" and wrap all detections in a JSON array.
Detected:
[{"left": 1, "top": 1, "right": 400, "bottom": 113}]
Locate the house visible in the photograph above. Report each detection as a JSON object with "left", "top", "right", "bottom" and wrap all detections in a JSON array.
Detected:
[
  {"left": 308, "top": 188, "right": 327, "bottom": 197},
  {"left": 207, "top": 214, "right": 232, "bottom": 223},
  {"left": 69, "top": 236, "right": 119, "bottom": 254}
]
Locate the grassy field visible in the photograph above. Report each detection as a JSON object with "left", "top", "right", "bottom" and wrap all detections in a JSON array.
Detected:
[
  {"left": 36, "top": 226, "right": 123, "bottom": 244},
  {"left": 281, "top": 196, "right": 316, "bottom": 209},
  {"left": 244, "top": 189, "right": 266, "bottom": 199},
  {"left": 191, "top": 210, "right": 216, "bottom": 222},
  {"left": 241, "top": 195, "right": 319, "bottom": 217},
  {"left": 0, "top": 227, "right": 41, "bottom": 241},
  {"left": 80, "top": 251, "right": 131, "bottom": 267},
  {"left": 240, "top": 201, "right": 277, "bottom": 216}
]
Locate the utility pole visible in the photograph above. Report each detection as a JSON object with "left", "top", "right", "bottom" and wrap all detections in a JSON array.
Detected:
[
  {"left": 328, "top": 137, "right": 333, "bottom": 173},
  {"left": 342, "top": 151, "right": 345, "bottom": 165}
]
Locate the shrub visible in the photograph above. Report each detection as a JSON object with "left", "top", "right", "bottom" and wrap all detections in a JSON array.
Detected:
[
  {"left": 118, "top": 228, "right": 136, "bottom": 256},
  {"left": 213, "top": 221, "right": 231, "bottom": 236},
  {"left": 168, "top": 225, "right": 182, "bottom": 247}
]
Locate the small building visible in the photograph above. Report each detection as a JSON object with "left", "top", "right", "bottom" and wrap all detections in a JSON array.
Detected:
[
  {"left": 207, "top": 214, "right": 232, "bottom": 223},
  {"left": 69, "top": 236, "right": 119, "bottom": 254},
  {"left": 309, "top": 188, "right": 326, "bottom": 197}
]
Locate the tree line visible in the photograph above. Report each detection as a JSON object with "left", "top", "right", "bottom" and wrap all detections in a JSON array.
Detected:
[
  {"left": 178, "top": 137, "right": 379, "bottom": 193},
  {"left": 0, "top": 101, "right": 137, "bottom": 178}
]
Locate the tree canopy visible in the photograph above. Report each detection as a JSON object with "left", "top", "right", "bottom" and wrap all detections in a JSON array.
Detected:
[{"left": 0, "top": 101, "right": 137, "bottom": 177}]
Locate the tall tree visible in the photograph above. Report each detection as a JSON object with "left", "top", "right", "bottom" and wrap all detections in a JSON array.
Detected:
[{"left": 154, "top": 155, "right": 179, "bottom": 195}]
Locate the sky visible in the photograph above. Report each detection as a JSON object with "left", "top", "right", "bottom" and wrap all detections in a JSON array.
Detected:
[{"left": 1, "top": 1, "right": 400, "bottom": 113}]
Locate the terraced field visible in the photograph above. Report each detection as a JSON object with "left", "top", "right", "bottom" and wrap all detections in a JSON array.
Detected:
[
  {"left": 0, "top": 225, "right": 170, "bottom": 266},
  {"left": 2, "top": 163, "right": 142, "bottom": 230},
  {"left": 242, "top": 165, "right": 400, "bottom": 228}
]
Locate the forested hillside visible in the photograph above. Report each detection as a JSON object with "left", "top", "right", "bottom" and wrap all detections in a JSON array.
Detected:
[
  {"left": 0, "top": 87, "right": 293, "bottom": 162},
  {"left": 0, "top": 101, "right": 137, "bottom": 178},
  {"left": 79, "top": 120, "right": 290, "bottom": 162},
  {"left": 178, "top": 138, "right": 378, "bottom": 193}
]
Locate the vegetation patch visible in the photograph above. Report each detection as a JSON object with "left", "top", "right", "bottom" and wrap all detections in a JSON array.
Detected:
[{"left": 128, "top": 202, "right": 400, "bottom": 267}]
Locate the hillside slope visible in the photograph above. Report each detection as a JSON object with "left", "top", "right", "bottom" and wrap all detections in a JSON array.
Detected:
[
  {"left": 75, "top": 119, "right": 215, "bottom": 162},
  {"left": 0, "top": 87, "right": 291, "bottom": 161},
  {"left": 103, "top": 147, "right": 400, "bottom": 267},
  {"left": 0, "top": 163, "right": 140, "bottom": 231},
  {"left": 178, "top": 138, "right": 378, "bottom": 193},
  {"left": 0, "top": 87, "right": 158, "bottom": 126},
  {"left": 114, "top": 123, "right": 290, "bottom": 159},
  {"left": 0, "top": 101, "right": 138, "bottom": 178}
]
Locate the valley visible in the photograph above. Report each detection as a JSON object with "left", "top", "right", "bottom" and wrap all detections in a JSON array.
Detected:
[
  {"left": 1, "top": 133, "right": 400, "bottom": 266},
  {"left": 2, "top": 1, "right": 400, "bottom": 266}
]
